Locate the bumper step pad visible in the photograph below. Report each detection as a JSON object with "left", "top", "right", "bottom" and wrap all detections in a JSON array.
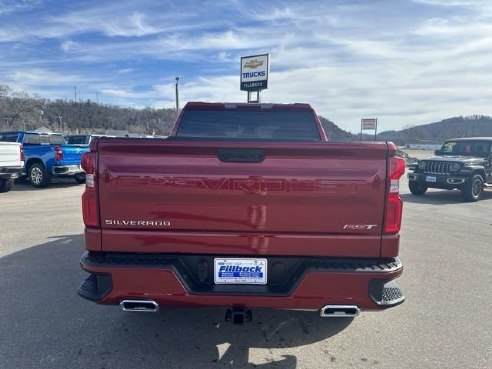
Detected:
[
  {"left": 77, "top": 273, "right": 112, "bottom": 302},
  {"left": 369, "top": 279, "right": 405, "bottom": 307}
]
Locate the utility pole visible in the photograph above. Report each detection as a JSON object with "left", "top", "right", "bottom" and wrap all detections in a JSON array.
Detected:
[
  {"left": 58, "top": 116, "right": 63, "bottom": 132},
  {"left": 74, "top": 86, "right": 77, "bottom": 101},
  {"left": 96, "top": 91, "right": 99, "bottom": 104},
  {"left": 175, "top": 77, "right": 180, "bottom": 116},
  {"left": 375, "top": 118, "right": 378, "bottom": 142}
]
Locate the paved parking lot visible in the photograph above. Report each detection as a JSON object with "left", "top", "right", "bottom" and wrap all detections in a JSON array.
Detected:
[{"left": 0, "top": 175, "right": 491, "bottom": 368}]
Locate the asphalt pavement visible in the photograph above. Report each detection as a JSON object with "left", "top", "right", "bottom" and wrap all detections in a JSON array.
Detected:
[{"left": 0, "top": 175, "right": 491, "bottom": 369}]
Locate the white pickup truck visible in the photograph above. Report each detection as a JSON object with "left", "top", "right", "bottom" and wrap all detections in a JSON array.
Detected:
[{"left": 0, "top": 142, "right": 24, "bottom": 192}]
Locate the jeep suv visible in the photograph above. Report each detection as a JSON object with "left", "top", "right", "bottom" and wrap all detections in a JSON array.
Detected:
[{"left": 407, "top": 137, "right": 492, "bottom": 201}]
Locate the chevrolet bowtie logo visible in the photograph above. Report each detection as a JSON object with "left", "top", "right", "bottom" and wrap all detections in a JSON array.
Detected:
[{"left": 244, "top": 60, "right": 264, "bottom": 69}]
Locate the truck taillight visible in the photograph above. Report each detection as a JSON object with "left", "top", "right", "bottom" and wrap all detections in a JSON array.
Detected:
[
  {"left": 20, "top": 145, "right": 25, "bottom": 162},
  {"left": 81, "top": 152, "right": 98, "bottom": 227},
  {"left": 385, "top": 156, "right": 405, "bottom": 234},
  {"left": 55, "top": 146, "right": 63, "bottom": 161},
  {"left": 81, "top": 152, "right": 96, "bottom": 179}
]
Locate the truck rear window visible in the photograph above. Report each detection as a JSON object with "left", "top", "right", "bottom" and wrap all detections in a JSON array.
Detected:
[
  {"left": 24, "top": 134, "right": 66, "bottom": 145},
  {"left": 23, "top": 134, "right": 43, "bottom": 145},
  {"left": 65, "top": 136, "right": 88, "bottom": 145},
  {"left": 176, "top": 110, "right": 322, "bottom": 141},
  {"left": 0, "top": 133, "right": 19, "bottom": 142},
  {"left": 48, "top": 135, "right": 65, "bottom": 145}
]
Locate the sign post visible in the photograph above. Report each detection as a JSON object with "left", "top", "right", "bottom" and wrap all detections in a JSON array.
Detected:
[
  {"left": 240, "top": 54, "right": 269, "bottom": 103},
  {"left": 360, "top": 118, "right": 378, "bottom": 141}
]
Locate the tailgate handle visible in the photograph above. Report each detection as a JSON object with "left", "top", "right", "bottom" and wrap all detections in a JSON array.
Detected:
[{"left": 218, "top": 149, "right": 265, "bottom": 163}]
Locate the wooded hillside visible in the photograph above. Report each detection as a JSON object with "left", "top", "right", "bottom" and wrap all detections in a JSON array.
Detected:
[
  {"left": 0, "top": 85, "right": 177, "bottom": 135},
  {"left": 2, "top": 85, "right": 491, "bottom": 142}
]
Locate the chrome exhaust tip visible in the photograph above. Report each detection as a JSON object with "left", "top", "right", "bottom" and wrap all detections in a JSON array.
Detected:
[
  {"left": 120, "top": 300, "right": 159, "bottom": 313},
  {"left": 320, "top": 305, "right": 360, "bottom": 318}
]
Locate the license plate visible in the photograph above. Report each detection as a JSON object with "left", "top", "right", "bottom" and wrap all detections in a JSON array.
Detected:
[
  {"left": 214, "top": 258, "right": 267, "bottom": 285},
  {"left": 426, "top": 176, "right": 437, "bottom": 183}
]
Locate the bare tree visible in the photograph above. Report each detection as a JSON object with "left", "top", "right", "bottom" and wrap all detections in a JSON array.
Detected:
[{"left": 5, "top": 91, "right": 43, "bottom": 130}]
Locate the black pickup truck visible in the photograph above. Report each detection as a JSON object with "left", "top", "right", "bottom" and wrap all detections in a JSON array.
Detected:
[{"left": 407, "top": 137, "right": 492, "bottom": 201}]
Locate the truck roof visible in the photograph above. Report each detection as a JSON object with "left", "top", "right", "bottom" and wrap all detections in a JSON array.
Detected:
[
  {"left": 447, "top": 137, "right": 492, "bottom": 142},
  {"left": 0, "top": 130, "right": 28, "bottom": 134},
  {"left": 183, "top": 102, "right": 314, "bottom": 111},
  {"left": 0, "top": 130, "right": 62, "bottom": 135}
]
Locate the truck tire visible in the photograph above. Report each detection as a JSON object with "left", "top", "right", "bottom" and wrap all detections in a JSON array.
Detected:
[
  {"left": 29, "top": 162, "right": 51, "bottom": 188},
  {"left": 409, "top": 181, "right": 427, "bottom": 195},
  {"left": 461, "top": 174, "right": 484, "bottom": 202},
  {"left": 0, "top": 178, "right": 13, "bottom": 193},
  {"left": 74, "top": 173, "right": 86, "bottom": 184}
]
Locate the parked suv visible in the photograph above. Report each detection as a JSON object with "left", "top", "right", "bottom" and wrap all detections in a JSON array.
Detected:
[{"left": 407, "top": 137, "right": 492, "bottom": 201}]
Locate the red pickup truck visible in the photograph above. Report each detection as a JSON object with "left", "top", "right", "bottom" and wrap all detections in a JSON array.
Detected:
[{"left": 78, "top": 102, "right": 405, "bottom": 323}]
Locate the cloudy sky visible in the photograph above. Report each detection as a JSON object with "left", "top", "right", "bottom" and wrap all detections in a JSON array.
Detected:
[{"left": 1, "top": 0, "right": 492, "bottom": 132}]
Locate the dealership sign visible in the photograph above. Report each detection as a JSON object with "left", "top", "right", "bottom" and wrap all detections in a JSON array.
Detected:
[
  {"left": 361, "top": 118, "right": 377, "bottom": 130},
  {"left": 240, "top": 54, "right": 269, "bottom": 91}
]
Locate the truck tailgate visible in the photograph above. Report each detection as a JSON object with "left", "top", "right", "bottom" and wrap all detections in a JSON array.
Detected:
[
  {"left": 96, "top": 139, "right": 390, "bottom": 257},
  {"left": 0, "top": 142, "right": 22, "bottom": 168},
  {"left": 61, "top": 145, "right": 89, "bottom": 165}
]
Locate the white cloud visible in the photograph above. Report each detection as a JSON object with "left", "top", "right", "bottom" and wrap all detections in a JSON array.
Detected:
[
  {"left": 60, "top": 40, "right": 79, "bottom": 53},
  {"left": 2, "top": 0, "right": 492, "bottom": 132},
  {"left": 0, "top": 0, "right": 41, "bottom": 15},
  {"left": 7, "top": 68, "right": 84, "bottom": 85},
  {"left": 158, "top": 57, "right": 492, "bottom": 133},
  {"left": 412, "top": 0, "right": 486, "bottom": 6},
  {"left": 103, "top": 12, "right": 160, "bottom": 37},
  {"left": 117, "top": 68, "right": 134, "bottom": 74},
  {"left": 100, "top": 88, "right": 153, "bottom": 99}
]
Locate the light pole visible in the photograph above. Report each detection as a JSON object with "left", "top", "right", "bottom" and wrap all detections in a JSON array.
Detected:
[
  {"left": 175, "top": 77, "right": 180, "bottom": 116},
  {"left": 58, "top": 116, "right": 63, "bottom": 132}
]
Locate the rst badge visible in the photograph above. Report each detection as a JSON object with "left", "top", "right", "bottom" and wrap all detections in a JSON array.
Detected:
[{"left": 343, "top": 224, "right": 378, "bottom": 230}]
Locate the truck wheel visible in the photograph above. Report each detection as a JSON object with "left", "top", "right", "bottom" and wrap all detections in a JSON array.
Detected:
[
  {"left": 409, "top": 181, "right": 427, "bottom": 195},
  {"left": 461, "top": 174, "right": 484, "bottom": 202},
  {"left": 74, "top": 173, "right": 86, "bottom": 184},
  {"left": 0, "top": 178, "right": 13, "bottom": 193},
  {"left": 29, "top": 163, "right": 51, "bottom": 188}
]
